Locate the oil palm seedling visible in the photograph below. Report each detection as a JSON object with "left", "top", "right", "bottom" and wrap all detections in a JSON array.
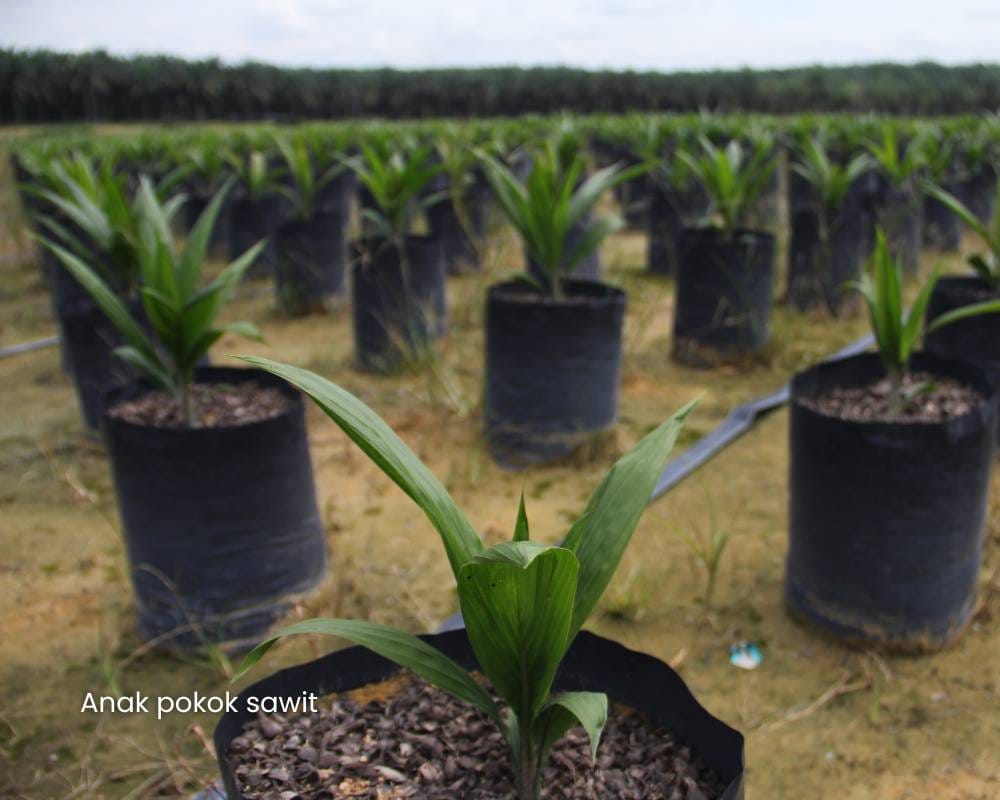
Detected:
[
  {"left": 427, "top": 129, "right": 490, "bottom": 273},
  {"left": 225, "top": 147, "right": 286, "bottom": 275},
  {"left": 226, "top": 148, "right": 284, "bottom": 202},
  {"left": 865, "top": 125, "right": 924, "bottom": 187},
  {"left": 477, "top": 123, "right": 533, "bottom": 184},
  {"left": 178, "top": 138, "right": 231, "bottom": 251},
  {"left": 917, "top": 130, "right": 962, "bottom": 251},
  {"left": 275, "top": 133, "right": 349, "bottom": 222},
  {"left": 30, "top": 153, "right": 135, "bottom": 289},
  {"left": 42, "top": 177, "right": 265, "bottom": 426},
  {"left": 30, "top": 154, "right": 189, "bottom": 428},
  {"left": 924, "top": 179, "right": 1000, "bottom": 291},
  {"left": 740, "top": 122, "right": 783, "bottom": 230},
  {"left": 184, "top": 138, "right": 229, "bottom": 193},
  {"left": 595, "top": 116, "right": 658, "bottom": 229},
  {"left": 478, "top": 133, "right": 642, "bottom": 299},
  {"left": 677, "top": 134, "right": 776, "bottom": 238},
  {"left": 477, "top": 132, "right": 643, "bottom": 464},
  {"left": 865, "top": 124, "right": 925, "bottom": 272},
  {"left": 851, "top": 229, "right": 1000, "bottom": 405},
  {"left": 643, "top": 130, "right": 704, "bottom": 276},
  {"left": 42, "top": 175, "right": 328, "bottom": 649},
  {"left": 301, "top": 125, "right": 360, "bottom": 219},
  {"left": 114, "top": 132, "right": 184, "bottom": 188},
  {"left": 671, "top": 134, "right": 778, "bottom": 364},
  {"left": 10, "top": 144, "right": 69, "bottom": 276},
  {"left": 787, "top": 229, "right": 1000, "bottom": 651},
  {"left": 955, "top": 120, "right": 999, "bottom": 223},
  {"left": 787, "top": 136, "right": 873, "bottom": 312},
  {"left": 351, "top": 139, "right": 443, "bottom": 244},
  {"left": 347, "top": 141, "right": 448, "bottom": 371},
  {"left": 272, "top": 133, "right": 353, "bottom": 313},
  {"left": 16, "top": 147, "right": 99, "bottom": 229},
  {"left": 233, "top": 355, "right": 696, "bottom": 800},
  {"left": 792, "top": 137, "right": 873, "bottom": 239},
  {"left": 32, "top": 153, "right": 186, "bottom": 294},
  {"left": 435, "top": 130, "right": 481, "bottom": 215},
  {"left": 919, "top": 179, "right": 1000, "bottom": 402}
]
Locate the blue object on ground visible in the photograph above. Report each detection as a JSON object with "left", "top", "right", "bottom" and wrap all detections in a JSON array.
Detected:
[{"left": 729, "top": 641, "right": 763, "bottom": 670}]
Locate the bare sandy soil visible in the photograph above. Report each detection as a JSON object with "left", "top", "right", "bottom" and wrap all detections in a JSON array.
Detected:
[{"left": 0, "top": 150, "right": 997, "bottom": 799}]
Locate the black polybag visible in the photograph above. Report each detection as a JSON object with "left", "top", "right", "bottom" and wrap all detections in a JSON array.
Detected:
[
  {"left": 351, "top": 236, "right": 447, "bottom": 372},
  {"left": 673, "top": 228, "right": 775, "bottom": 364},
  {"left": 786, "top": 352, "right": 997, "bottom": 649},
  {"left": 786, "top": 204, "right": 864, "bottom": 313},
  {"left": 214, "top": 628, "right": 746, "bottom": 800},
  {"left": 104, "top": 366, "right": 328, "bottom": 648},
  {"left": 228, "top": 193, "right": 286, "bottom": 277},
  {"left": 925, "top": 276, "right": 1000, "bottom": 441},
  {"left": 484, "top": 280, "right": 625, "bottom": 466},
  {"left": 274, "top": 214, "right": 349, "bottom": 314}
]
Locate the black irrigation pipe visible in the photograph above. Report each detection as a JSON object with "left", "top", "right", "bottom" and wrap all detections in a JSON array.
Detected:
[
  {"left": 438, "top": 332, "right": 876, "bottom": 633},
  {"left": 650, "top": 332, "right": 875, "bottom": 500}
]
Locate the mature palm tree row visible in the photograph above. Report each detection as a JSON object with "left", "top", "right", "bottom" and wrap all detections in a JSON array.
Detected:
[{"left": 4, "top": 51, "right": 1000, "bottom": 123}]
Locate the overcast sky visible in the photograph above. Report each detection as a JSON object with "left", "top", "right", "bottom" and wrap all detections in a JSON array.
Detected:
[{"left": 4, "top": 0, "right": 1000, "bottom": 70}]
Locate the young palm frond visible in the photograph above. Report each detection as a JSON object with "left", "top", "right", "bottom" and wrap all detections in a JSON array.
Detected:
[
  {"left": 479, "top": 134, "right": 645, "bottom": 298},
  {"left": 225, "top": 149, "right": 284, "bottom": 200},
  {"left": 853, "top": 229, "right": 1000, "bottom": 394},
  {"left": 865, "top": 125, "right": 923, "bottom": 186},
  {"left": 678, "top": 135, "right": 775, "bottom": 237},
  {"left": 275, "top": 134, "right": 348, "bottom": 220},
  {"left": 42, "top": 177, "right": 265, "bottom": 426},
  {"left": 792, "top": 136, "right": 873, "bottom": 220},
  {"left": 350, "top": 143, "right": 443, "bottom": 241},
  {"left": 923, "top": 179, "right": 1000, "bottom": 291}
]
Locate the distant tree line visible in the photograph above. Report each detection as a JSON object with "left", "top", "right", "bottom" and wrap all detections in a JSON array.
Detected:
[{"left": 3, "top": 49, "right": 1000, "bottom": 123}]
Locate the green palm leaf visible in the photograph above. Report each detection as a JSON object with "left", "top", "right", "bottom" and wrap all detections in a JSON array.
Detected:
[
  {"left": 234, "top": 356, "right": 484, "bottom": 578},
  {"left": 233, "top": 619, "right": 500, "bottom": 723}
]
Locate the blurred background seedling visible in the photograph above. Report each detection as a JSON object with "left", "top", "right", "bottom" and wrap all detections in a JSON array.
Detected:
[{"left": 684, "top": 494, "right": 731, "bottom": 614}]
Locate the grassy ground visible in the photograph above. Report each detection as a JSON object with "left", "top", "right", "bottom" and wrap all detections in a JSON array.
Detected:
[{"left": 0, "top": 148, "right": 998, "bottom": 799}]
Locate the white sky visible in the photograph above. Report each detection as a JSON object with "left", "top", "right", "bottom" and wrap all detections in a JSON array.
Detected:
[{"left": 3, "top": 0, "right": 1000, "bottom": 70}]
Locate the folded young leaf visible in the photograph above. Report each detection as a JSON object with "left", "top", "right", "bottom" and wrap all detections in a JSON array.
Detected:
[
  {"left": 532, "top": 691, "right": 608, "bottom": 762},
  {"left": 458, "top": 542, "right": 579, "bottom": 720},
  {"left": 513, "top": 493, "right": 530, "bottom": 542}
]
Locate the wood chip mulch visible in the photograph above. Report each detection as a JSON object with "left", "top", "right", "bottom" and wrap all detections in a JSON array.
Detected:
[
  {"left": 801, "top": 372, "right": 983, "bottom": 424},
  {"left": 108, "top": 382, "right": 290, "bottom": 428},
  {"left": 227, "top": 673, "right": 726, "bottom": 799}
]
